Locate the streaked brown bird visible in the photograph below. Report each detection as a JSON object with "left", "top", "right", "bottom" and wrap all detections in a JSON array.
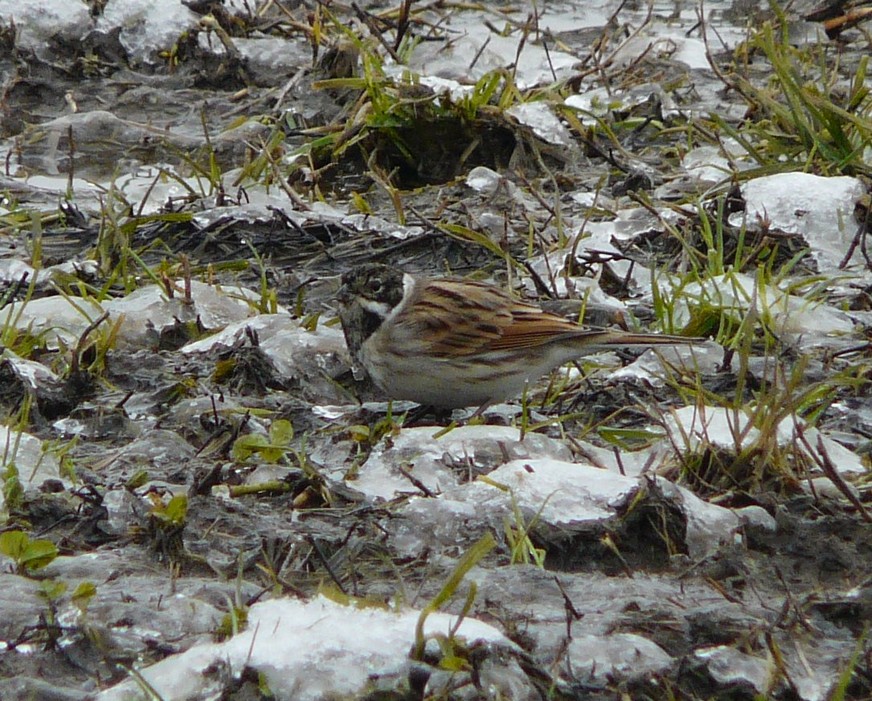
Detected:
[{"left": 337, "top": 264, "right": 701, "bottom": 410}]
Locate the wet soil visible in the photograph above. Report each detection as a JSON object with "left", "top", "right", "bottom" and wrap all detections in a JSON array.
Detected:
[{"left": 1, "top": 1, "right": 871, "bottom": 700}]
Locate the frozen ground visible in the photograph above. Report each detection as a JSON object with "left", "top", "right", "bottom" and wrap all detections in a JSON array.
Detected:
[{"left": 0, "top": 1, "right": 870, "bottom": 699}]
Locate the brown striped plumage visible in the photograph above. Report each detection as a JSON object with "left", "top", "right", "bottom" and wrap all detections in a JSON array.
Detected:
[{"left": 337, "top": 264, "right": 702, "bottom": 410}]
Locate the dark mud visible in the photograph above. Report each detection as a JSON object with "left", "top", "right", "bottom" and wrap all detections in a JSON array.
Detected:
[{"left": 1, "top": 1, "right": 871, "bottom": 700}]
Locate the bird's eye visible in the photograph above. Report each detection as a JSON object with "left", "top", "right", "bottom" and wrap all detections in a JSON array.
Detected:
[{"left": 368, "top": 278, "right": 383, "bottom": 295}]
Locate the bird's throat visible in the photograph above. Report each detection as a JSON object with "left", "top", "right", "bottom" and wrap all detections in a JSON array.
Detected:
[{"left": 358, "top": 306, "right": 384, "bottom": 346}]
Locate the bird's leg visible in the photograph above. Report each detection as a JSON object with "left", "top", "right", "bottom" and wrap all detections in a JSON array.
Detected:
[
  {"left": 404, "top": 404, "right": 454, "bottom": 426},
  {"left": 469, "top": 399, "right": 495, "bottom": 420}
]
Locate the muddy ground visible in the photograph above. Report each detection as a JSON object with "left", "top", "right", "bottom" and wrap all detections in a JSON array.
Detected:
[{"left": 0, "top": 1, "right": 871, "bottom": 700}]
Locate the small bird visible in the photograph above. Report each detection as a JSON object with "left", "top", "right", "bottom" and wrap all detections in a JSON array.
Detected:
[{"left": 337, "top": 263, "right": 701, "bottom": 411}]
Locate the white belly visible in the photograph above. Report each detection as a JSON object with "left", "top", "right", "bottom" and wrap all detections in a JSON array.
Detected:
[{"left": 359, "top": 342, "right": 573, "bottom": 408}]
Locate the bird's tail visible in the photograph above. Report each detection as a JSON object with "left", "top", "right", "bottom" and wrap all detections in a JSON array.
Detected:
[{"left": 572, "top": 329, "right": 705, "bottom": 350}]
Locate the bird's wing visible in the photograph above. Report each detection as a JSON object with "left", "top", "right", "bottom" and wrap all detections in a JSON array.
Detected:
[
  {"left": 393, "top": 278, "right": 586, "bottom": 357},
  {"left": 488, "top": 305, "right": 609, "bottom": 350}
]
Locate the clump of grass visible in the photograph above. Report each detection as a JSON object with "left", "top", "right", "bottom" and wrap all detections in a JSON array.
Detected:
[
  {"left": 269, "top": 5, "right": 550, "bottom": 198},
  {"left": 629, "top": 202, "right": 869, "bottom": 499},
  {"left": 659, "top": 346, "right": 867, "bottom": 497},
  {"left": 709, "top": 18, "right": 871, "bottom": 177},
  {"left": 411, "top": 532, "right": 496, "bottom": 661},
  {"left": 145, "top": 493, "right": 188, "bottom": 561}
]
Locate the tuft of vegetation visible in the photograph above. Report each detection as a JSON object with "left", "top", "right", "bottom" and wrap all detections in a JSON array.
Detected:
[
  {"left": 412, "top": 532, "right": 495, "bottom": 662},
  {"left": 704, "top": 17, "right": 871, "bottom": 178},
  {"left": 0, "top": 530, "right": 59, "bottom": 574}
]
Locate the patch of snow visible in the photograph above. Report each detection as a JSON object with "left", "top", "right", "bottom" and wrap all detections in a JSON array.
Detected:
[{"left": 96, "top": 596, "right": 512, "bottom": 701}]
